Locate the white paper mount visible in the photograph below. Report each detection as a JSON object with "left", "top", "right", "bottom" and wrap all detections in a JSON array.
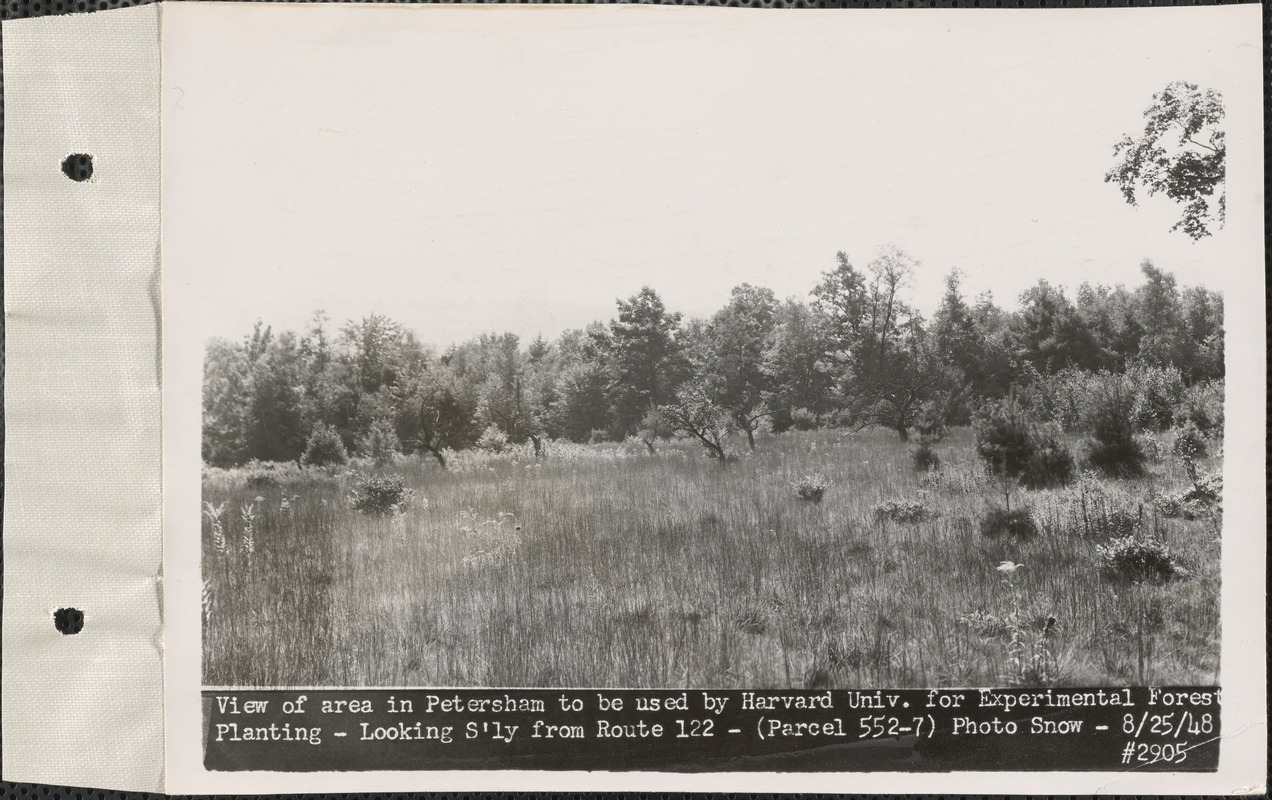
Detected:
[{"left": 2, "top": 5, "right": 165, "bottom": 792}]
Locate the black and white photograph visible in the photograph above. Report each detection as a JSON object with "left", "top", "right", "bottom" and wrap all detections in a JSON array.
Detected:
[
  {"left": 179, "top": 6, "right": 1248, "bottom": 694},
  {"left": 0, "top": 0, "right": 1262, "bottom": 792}
]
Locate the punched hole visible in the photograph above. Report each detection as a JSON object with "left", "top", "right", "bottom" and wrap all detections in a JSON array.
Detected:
[
  {"left": 54, "top": 607, "right": 85, "bottom": 635},
  {"left": 61, "top": 154, "right": 93, "bottom": 182}
]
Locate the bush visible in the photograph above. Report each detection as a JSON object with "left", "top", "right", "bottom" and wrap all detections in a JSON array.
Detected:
[
  {"left": 974, "top": 399, "right": 1074, "bottom": 489},
  {"left": 980, "top": 506, "right": 1038, "bottom": 540},
  {"left": 362, "top": 418, "right": 401, "bottom": 466},
  {"left": 788, "top": 407, "right": 821, "bottom": 432},
  {"left": 974, "top": 400, "right": 1034, "bottom": 476},
  {"left": 1171, "top": 421, "right": 1208, "bottom": 461},
  {"left": 1174, "top": 380, "right": 1224, "bottom": 436},
  {"left": 1025, "top": 433, "right": 1076, "bottom": 488},
  {"left": 873, "top": 499, "right": 935, "bottom": 524},
  {"left": 477, "top": 424, "right": 510, "bottom": 453},
  {"left": 350, "top": 473, "right": 415, "bottom": 515},
  {"left": 1096, "top": 535, "right": 1176, "bottom": 584},
  {"left": 1156, "top": 471, "right": 1222, "bottom": 520},
  {"left": 1126, "top": 363, "right": 1186, "bottom": 431},
  {"left": 301, "top": 424, "right": 348, "bottom": 468},
  {"left": 1084, "top": 383, "right": 1145, "bottom": 478},
  {"left": 911, "top": 440, "right": 940, "bottom": 472},
  {"left": 1135, "top": 433, "right": 1169, "bottom": 462},
  {"left": 792, "top": 474, "right": 828, "bottom": 504}
]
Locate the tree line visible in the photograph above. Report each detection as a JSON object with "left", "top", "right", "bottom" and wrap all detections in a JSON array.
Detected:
[{"left": 202, "top": 252, "right": 1223, "bottom": 468}]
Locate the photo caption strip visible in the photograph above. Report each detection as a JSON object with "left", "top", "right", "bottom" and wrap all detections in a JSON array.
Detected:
[{"left": 204, "top": 687, "right": 1219, "bottom": 772}]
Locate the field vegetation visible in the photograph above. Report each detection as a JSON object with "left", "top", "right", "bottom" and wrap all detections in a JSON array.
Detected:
[{"left": 203, "top": 422, "right": 1221, "bottom": 689}]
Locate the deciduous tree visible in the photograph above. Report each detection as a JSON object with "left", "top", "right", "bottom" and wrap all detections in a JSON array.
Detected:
[{"left": 1106, "top": 81, "right": 1225, "bottom": 240}]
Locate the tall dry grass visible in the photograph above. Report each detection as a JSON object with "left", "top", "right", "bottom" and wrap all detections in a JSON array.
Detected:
[{"left": 202, "top": 428, "right": 1221, "bottom": 689}]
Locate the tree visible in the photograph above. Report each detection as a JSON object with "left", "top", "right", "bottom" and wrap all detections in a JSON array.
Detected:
[
  {"left": 813, "top": 245, "right": 922, "bottom": 438},
  {"left": 396, "top": 359, "right": 478, "bottom": 470},
  {"left": 707, "top": 283, "right": 779, "bottom": 450},
  {"left": 762, "top": 299, "right": 836, "bottom": 430},
  {"left": 608, "top": 287, "right": 683, "bottom": 436},
  {"left": 1106, "top": 81, "right": 1225, "bottom": 240},
  {"left": 202, "top": 337, "right": 252, "bottom": 466},
  {"left": 933, "top": 270, "right": 1012, "bottom": 409},
  {"left": 473, "top": 333, "right": 542, "bottom": 453},
  {"left": 811, "top": 251, "right": 869, "bottom": 358},
  {"left": 851, "top": 321, "right": 966, "bottom": 442},
  {"left": 550, "top": 324, "right": 614, "bottom": 442},
  {"left": 1012, "top": 280, "right": 1108, "bottom": 374},
  {"left": 657, "top": 381, "right": 734, "bottom": 465},
  {"left": 1075, "top": 282, "right": 1143, "bottom": 370},
  {"left": 1180, "top": 285, "right": 1224, "bottom": 382},
  {"left": 244, "top": 326, "right": 308, "bottom": 462},
  {"left": 1134, "top": 260, "right": 1188, "bottom": 369}
]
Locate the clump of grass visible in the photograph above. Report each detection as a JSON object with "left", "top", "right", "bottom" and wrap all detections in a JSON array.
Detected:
[
  {"left": 792, "top": 474, "right": 829, "bottom": 504},
  {"left": 956, "top": 608, "right": 1011, "bottom": 638},
  {"left": 911, "top": 440, "right": 941, "bottom": 472},
  {"left": 873, "top": 499, "right": 935, "bottom": 523},
  {"left": 459, "top": 509, "right": 522, "bottom": 567},
  {"left": 980, "top": 506, "right": 1038, "bottom": 539},
  {"left": 1059, "top": 471, "right": 1144, "bottom": 539},
  {"left": 350, "top": 473, "right": 415, "bottom": 515},
  {"left": 1096, "top": 535, "right": 1177, "bottom": 584}
]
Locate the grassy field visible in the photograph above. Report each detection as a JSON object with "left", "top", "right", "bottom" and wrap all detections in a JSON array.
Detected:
[{"left": 201, "top": 427, "right": 1221, "bottom": 689}]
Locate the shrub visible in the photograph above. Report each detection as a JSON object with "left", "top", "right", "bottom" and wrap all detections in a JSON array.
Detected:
[
  {"left": 980, "top": 506, "right": 1038, "bottom": 540},
  {"left": 974, "top": 399, "right": 1034, "bottom": 477},
  {"left": 874, "top": 499, "right": 935, "bottom": 524},
  {"left": 789, "top": 407, "right": 820, "bottom": 432},
  {"left": 350, "top": 473, "right": 415, "bottom": 515},
  {"left": 1156, "top": 471, "right": 1222, "bottom": 520},
  {"left": 301, "top": 425, "right": 348, "bottom": 468},
  {"left": 912, "top": 440, "right": 940, "bottom": 472},
  {"left": 1126, "top": 363, "right": 1186, "bottom": 431},
  {"left": 974, "top": 399, "right": 1074, "bottom": 489},
  {"left": 1084, "top": 383, "right": 1146, "bottom": 478},
  {"left": 362, "top": 418, "right": 401, "bottom": 466},
  {"left": 476, "top": 424, "right": 510, "bottom": 453},
  {"left": 1025, "top": 433, "right": 1076, "bottom": 488},
  {"left": 1171, "top": 421, "right": 1208, "bottom": 461},
  {"left": 1135, "top": 433, "right": 1169, "bottom": 462},
  {"left": 1174, "top": 380, "right": 1224, "bottom": 436},
  {"left": 1096, "top": 535, "right": 1176, "bottom": 584},
  {"left": 792, "top": 474, "right": 828, "bottom": 504}
]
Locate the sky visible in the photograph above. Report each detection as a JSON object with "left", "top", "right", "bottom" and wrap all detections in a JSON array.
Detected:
[{"left": 160, "top": 4, "right": 1263, "bottom": 350}]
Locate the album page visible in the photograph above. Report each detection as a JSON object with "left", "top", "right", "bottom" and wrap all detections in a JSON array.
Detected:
[{"left": 3, "top": 1, "right": 1266, "bottom": 794}]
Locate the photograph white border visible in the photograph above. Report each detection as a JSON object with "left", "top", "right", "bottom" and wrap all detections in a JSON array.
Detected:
[{"left": 156, "top": 3, "right": 1266, "bottom": 793}]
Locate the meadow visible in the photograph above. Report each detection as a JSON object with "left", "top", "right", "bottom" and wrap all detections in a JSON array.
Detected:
[{"left": 201, "top": 427, "right": 1221, "bottom": 689}]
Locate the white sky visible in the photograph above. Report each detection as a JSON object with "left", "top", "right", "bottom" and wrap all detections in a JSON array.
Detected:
[{"left": 160, "top": 4, "right": 1263, "bottom": 350}]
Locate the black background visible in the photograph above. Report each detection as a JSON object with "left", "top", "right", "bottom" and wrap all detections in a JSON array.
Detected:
[{"left": 0, "top": 0, "right": 1266, "bottom": 797}]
